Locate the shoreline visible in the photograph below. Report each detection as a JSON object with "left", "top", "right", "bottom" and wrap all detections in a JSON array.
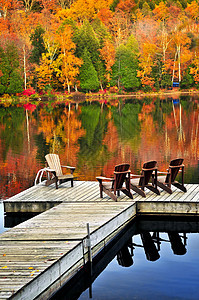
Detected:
[
  {"left": 0, "top": 89, "right": 198, "bottom": 104},
  {"left": 93, "top": 89, "right": 199, "bottom": 99}
]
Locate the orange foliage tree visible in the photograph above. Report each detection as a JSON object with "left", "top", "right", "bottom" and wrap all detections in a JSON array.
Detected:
[
  {"left": 99, "top": 39, "right": 115, "bottom": 82},
  {"left": 54, "top": 24, "right": 82, "bottom": 92}
]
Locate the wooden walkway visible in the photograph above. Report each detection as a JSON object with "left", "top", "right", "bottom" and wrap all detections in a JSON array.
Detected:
[
  {"left": 1, "top": 181, "right": 199, "bottom": 299},
  {"left": 4, "top": 181, "right": 199, "bottom": 213}
]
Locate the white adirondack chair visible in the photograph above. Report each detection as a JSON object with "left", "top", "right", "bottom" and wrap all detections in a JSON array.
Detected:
[{"left": 45, "top": 154, "right": 75, "bottom": 189}]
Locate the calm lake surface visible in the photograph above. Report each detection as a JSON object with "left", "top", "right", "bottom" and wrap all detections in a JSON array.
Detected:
[
  {"left": 79, "top": 231, "right": 199, "bottom": 300},
  {"left": 0, "top": 94, "right": 198, "bottom": 299},
  {"left": 51, "top": 216, "right": 199, "bottom": 300},
  {"left": 0, "top": 94, "right": 198, "bottom": 199}
]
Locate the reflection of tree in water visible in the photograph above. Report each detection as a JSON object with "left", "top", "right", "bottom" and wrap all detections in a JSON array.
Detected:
[
  {"left": 111, "top": 101, "right": 142, "bottom": 151},
  {"left": 34, "top": 132, "right": 50, "bottom": 164},
  {"left": 77, "top": 104, "right": 109, "bottom": 176},
  {"left": 153, "top": 98, "right": 173, "bottom": 132},
  {"left": 0, "top": 106, "right": 25, "bottom": 161},
  {"left": 34, "top": 104, "right": 68, "bottom": 163},
  {"left": 172, "top": 102, "right": 185, "bottom": 142}
]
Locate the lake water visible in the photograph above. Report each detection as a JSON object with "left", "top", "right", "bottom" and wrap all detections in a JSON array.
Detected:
[
  {"left": 80, "top": 233, "right": 199, "bottom": 300},
  {"left": 0, "top": 94, "right": 198, "bottom": 299},
  {"left": 0, "top": 94, "right": 198, "bottom": 200},
  {"left": 50, "top": 216, "right": 199, "bottom": 300}
]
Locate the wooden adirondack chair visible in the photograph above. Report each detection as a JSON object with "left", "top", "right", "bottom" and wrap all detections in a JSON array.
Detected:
[
  {"left": 96, "top": 163, "right": 133, "bottom": 201},
  {"left": 45, "top": 154, "right": 75, "bottom": 189},
  {"left": 157, "top": 158, "right": 187, "bottom": 194},
  {"left": 130, "top": 160, "right": 160, "bottom": 197}
]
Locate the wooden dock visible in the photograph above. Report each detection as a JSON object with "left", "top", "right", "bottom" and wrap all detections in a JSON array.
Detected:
[{"left": 1, "top": 181, "right": 199, "bottom": 299}]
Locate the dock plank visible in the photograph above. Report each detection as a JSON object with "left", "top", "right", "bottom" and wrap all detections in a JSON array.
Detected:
[{"left": 1, "top": 181, "right": 199, "bottom": 299}]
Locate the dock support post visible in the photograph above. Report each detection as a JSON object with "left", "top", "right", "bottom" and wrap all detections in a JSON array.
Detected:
[
  {"left": 86, "top": 223, "right": 93, "bottom": 298},
  {"left": 87, "top": 223, "right": 92, "bottom": 265}
]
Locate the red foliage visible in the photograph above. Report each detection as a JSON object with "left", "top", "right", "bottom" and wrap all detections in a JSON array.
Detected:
[
  {"left": 22, "top": 87, "right": 36, "bottom": 96},
  {"left": 23, "top": 103, "right": 36, "bottom": 111}
]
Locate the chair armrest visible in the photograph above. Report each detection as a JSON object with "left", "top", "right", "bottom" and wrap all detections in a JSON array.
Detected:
[
  {"left": 130, "top": 174, "right": 143, "bottom": 178},
  {"left": 96, "top": 176, "right": 114, "bottom": 182},
  {"left": 61, "top": 165, "right": 75, "bottom": 174},
  {"left": 157, "top": 171, "right": 170, "bottom": 175},
  {"left": 169, "top": 164, "right": 184, "bottom": 169},
  {"left": 61, "top": 165, "right": 76, "bottom": 170},
  {"left": 46, "top": 168, "right": 57, "bottom": 173}
]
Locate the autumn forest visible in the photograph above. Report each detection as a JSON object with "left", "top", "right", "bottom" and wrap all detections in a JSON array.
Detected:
[{"left": 1, "top": 0, "right": 199, "bottom": 95}]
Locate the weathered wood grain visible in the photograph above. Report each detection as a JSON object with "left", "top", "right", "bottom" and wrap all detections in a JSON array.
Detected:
[{"left": 1, "top": 181, "right": 198, "bottom": 299}]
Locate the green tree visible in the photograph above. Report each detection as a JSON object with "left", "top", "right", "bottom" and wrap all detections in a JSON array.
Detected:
[
  {"left": 78, "top": 49, "right": 100, "bottom": 92},
  {"left": 142, "top": 2, "right": 152, "bottom": 15},
  {"left": 0, "top": 44, "right": 23, "bottom": 95},
  {"left": 161, "top": 73, "right": 172, "bottom": 89},
  {"left": 111, "top": 45, "right": 140, "bottom": 91},
  {"left": 7, "top": 71, "right": 23, "bottom": 94},
  {"left": 29, "top": 26, "right": 46, "bottom": 65},
  {"left": 74, "top": 21, "right": 100, "bottom": 67},
  {"left": 74, "top": 20, "right": 105, "bottom": 88},
  {"left": 126, "top": 34, "right": 139, "bottom": 54},
  {"left": 91, "top": 18, "right": 110, "bottom": 48},
  {"left": 180, "top": 67, "right": 194, "bottom": 89}
]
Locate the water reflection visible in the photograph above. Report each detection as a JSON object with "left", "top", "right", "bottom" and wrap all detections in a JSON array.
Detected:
[
  {"left": 140, "top": 232, "right": 160, "bottom": 261},
  {"left": 0, "top": 95, "right": 198, "bottom": 199},
  {"left": 117, "top": 242, "right": 134, "bottom": 267},
  {"left": 49, "top": 216, "right": 199, "bottom": 300}
]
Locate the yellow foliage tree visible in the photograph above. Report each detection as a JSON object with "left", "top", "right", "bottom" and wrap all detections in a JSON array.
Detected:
[
  {"left": 185, "top": 1, "right": 199, "bottom": 21},
  {"left": 69, "top": 0, "right": 112, "bottom": 22},
  {"left": 35, "top": 53, "right": 54, "bottom": 90},
  {"left": 137, "top": 42, "right": 157, "bottom": 88},
  {"left": 55, "top": 25, "right": 82, "bottom": 92}
]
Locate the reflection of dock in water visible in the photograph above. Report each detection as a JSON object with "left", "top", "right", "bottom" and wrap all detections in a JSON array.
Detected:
[{"left": 1, "top": 181, "right": 199, "bottom": 299}]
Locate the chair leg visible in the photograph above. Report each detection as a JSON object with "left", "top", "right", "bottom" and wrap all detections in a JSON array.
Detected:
[
  {"left": 172, "top": 182, "right": 187, "bottom": 192},
  {"left": 45, "top": 177, "right": 58, "bottom": 188},
  {"left": 122, "top": 189, "right": 133, "bottom": 199},
  {"left": 103, "top": 187, "right": 117, "bottom": 201},
  {"left": 99, "top": 184, "right": 103, "bottom": 198},
  {"left": 147, "top": 185, "right": 160, "bottom": 195},
  {"left": 130, "top": 184, "right": 146, "bottom": 197},
  {"left": 55, "top": 177, "right": 58, "bottom": 189},
  {"left": 71, "top": 179, "right": 74, "bottom": 187},
  {"left": 157, "top": 181, "right": 172, "bottom": 194}
]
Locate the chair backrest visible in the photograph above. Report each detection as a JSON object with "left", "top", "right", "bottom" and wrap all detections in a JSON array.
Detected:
[
  {"left": 166, "top": 158, "right": 184, "bottom": 183},
  {"left": 114, "top": 164, "right": 130, "bottom": 190},
  {"left": 139, "top": 160, "right": 157, "bottom": 186},
  {"left": 45, "top": 154, "right": 63, "bottom": 177}
]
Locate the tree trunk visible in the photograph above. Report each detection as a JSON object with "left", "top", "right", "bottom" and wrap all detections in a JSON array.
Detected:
[
  {"left": 172, "top": 51, "right": 178, "bottom": 83},
  {"left": 67, "top": 78, "right": 70, "bottom": 93},
  {"left": 178, "top": 46, "right": 181, "bottom": 82},
  {"left": 23, "top": 46, "right": 27, "bottom": 90}
]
